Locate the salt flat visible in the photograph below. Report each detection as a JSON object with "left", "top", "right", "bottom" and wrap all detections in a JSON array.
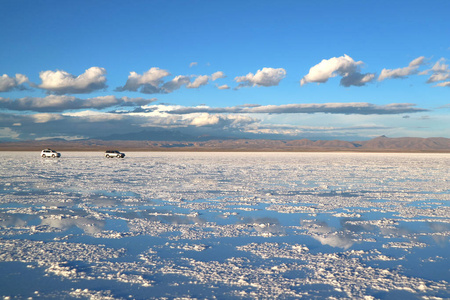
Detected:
[{"left": 0, "top": 152, "right": 448, "bottom": 299}]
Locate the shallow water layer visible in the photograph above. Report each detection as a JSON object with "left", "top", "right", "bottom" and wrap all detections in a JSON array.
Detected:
[{"left": 0, "top": 152, "right": 449, "bottom": 299}]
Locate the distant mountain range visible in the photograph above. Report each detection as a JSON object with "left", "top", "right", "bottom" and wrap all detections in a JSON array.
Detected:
[{"left": 1, "top": 135, "right": 449, "bottom": 152}]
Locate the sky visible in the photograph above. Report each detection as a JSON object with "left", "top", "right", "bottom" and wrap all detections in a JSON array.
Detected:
[{"left": 0, "top": 0, "right": 449, "bottom": 142}]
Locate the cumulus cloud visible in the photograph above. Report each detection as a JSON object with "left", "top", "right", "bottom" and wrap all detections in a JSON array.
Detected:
[
  {"left": 300, "top": 54, "right": 375, "bottom": 87},
  {"left": 38, "top": 67, "right": 107, "bottom": 94},
  {"left": 0, "top": 95, "right": 156, "bottom": 112},
  {"left": 117, "top": 68, "right": 225, "bottom": 93},
  {"left": 160, "top": 75, "right": 191, "bottom": 93},
  {"left": 423, "top": 58, "right": 450, "bottom": 86},
  {"left": 187, "top": 72, "right": 226, "bottom": 89},
  {"left": 429, "top": 58, "right": 448, "bottom": 73},
  {"left": 378, "top": 56, "right": 426, "bottom": 81},
  {"left": 434, "top": 81, "right": 450, "bottom": 87},
  {"left": 235, "top": 67, "right": 286, "bottom": 89},
  {"left": 217, "top": 84, "right": 230, "bottom": 90},
  {"left": 189, "top": 62, "right": 198, "bottom": 67},
  {"left": 340, "top": 72, "right": 375, "bottom": 87},
  {"left": 116, "top": 67, "right": 171, "bottom": 93},
  {"left": 189, "top": 113, "right": 221, "bottom": 126},
  {"left": 166, "top": 102, "right": 428, "bottom": 115},
  {"left": 187, "top": 75, "right": 209, "bottom": 89},
  {"left": 428, "top": 73, "right": 450, "bottom": 83},
  {"left": 0, "top": 74, "right": 30, "bottom": 92},
  {"left": 211, "top": 71, "right": 226, "bottom": 81}
]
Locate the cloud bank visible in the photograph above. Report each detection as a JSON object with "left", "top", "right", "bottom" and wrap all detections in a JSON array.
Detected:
[
  {"left": 164, "top": 102, "right": 427, "bottom": 115},
  {"left": 0, "top": 95, "right": 156, "bottom": 112},
  {"left": 0, "top": 99, "right": 431, "bottom": 142}
]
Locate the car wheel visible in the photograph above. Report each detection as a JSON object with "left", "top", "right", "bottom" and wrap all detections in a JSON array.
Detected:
[
  {"left": 106, "top": 154, "right": 110, "bottom": 158},
  {"left": 42, "top": 154, "right": 46, "bottom": 158},
  {"left": 52, "top": 154, "right": 55, "bottom": 158}
]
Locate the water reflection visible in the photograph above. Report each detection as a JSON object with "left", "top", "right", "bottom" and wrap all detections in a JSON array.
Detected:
[
  {"left": 313, "top": 233, "right": 354, "bottom": 250},
  {"left": 40, "top": 215, "right": 105, "bottom": 235},
  {"left": 240, "top": 217, "right": 285, "bottom": 235},
  {"left": 427, "top": 222, "right": 450, "bottom": 246},
  {"left": 0, "top": 213, "right": 27, "bottom": 228},
  {"left": 340, "top": 218, "right": 376, "bottom": 233},
  {"left": 0, "top": 152, "right": 448, "bottom": 299}
]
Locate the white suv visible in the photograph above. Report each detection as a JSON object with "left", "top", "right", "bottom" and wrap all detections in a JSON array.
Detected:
[
  {"left": 105, "top": 150, "right": 125, "bottom": 158},
  {"left": 41, "top": 149, "right": 61, "bottom": 158}
]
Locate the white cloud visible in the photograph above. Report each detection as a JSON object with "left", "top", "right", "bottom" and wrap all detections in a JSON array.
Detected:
[
  {"left": 434, "top": 81, "right": 450, "bottom": 87},
  {"left": 313, "top": 234, "right": 354, "bottom": 249},
  {"left": 62, "top": 110, "right": 124, "bottom": 122},
  {"left": 300, "top": 54, "right": 375, "bottom": 87},
  {"left": 409, "top": 56, "right": 426, "bottom": 67},
  {"left": 235, "top": 67, "right": 286, "bottom": 89},
  {"left": 424, "top": 58, "right": 450, "bottom": 85},
  {"left": 0, "top": 74, "right": 29, "bottom": 92},
  {"left": 38, "top": 67, "right": 107, "bottom": 94},
  {"left": 187, "top": 113, "right": 258, "bottom": 129},
  {"left": 31, "top": 113, "right": 64, "bottom": 123},
  {"left": 116, "top": 67, "right": 170, "bottom": 93},
  {"left": 41, "top": 216, "right": 104, "bottom": 235},
  {"left": 141, "top": 105, "right": 258, "bottom": 129},
  {"left": 187, "top": 72, "right": 226, "bottom": 89},
  {"left": 117, "top": 68, "right": 226, "bottom": 93},
  {"left": 161, "top": 75, "right": 191, "bottom": 93},
  {"left": 35, "top": 135, "right": 87, "bottom": 141},
  {"left": 211, "top": 71, "right": 226, "bottom": 81},
  {"left": 187, "top": 75, "right": 209, "bottom": 89},
  {"left": 189, "top": 113, "right": 221, "bottom": 126},
  {"left": 378, "top": 56, "right": 426, "bottom": 81},
  {"left": 428, "top": 73, "right": 450, "bottom": 83},
  {"left": 431, "top": 58, "right": 448, "bottom": 72},
  {"left": 0, "top": 127, "right": 20, "bottom": 139},
  {"left": 189, "top": 62, "right": 198, "bottom": 67},
  {"left": 217, "top": 84, "right": 230, "bottom": 90}
]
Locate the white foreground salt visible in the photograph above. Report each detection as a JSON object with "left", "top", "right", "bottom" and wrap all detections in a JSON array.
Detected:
[{"left": 0, "top": 152, "right": 448, "bottom": 299}]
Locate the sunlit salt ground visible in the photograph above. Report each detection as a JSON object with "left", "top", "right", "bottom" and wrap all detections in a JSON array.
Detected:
[{"left": 0, "top": 152, "right": 449, "bottom": 299}]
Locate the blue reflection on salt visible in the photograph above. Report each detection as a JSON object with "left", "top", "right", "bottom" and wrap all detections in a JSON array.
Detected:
[{"left": 0, "top": 152, "right": 448, "bottom": 299}]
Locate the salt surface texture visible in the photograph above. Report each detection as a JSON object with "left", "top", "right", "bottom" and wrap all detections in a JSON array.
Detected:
[{"left": 0, "top": 152, "right": 448, "bottom": 299}]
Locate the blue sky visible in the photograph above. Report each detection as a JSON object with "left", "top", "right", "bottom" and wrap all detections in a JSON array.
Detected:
[{"left": 0, "top": 0, "right": 449, "bottom": 141}]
